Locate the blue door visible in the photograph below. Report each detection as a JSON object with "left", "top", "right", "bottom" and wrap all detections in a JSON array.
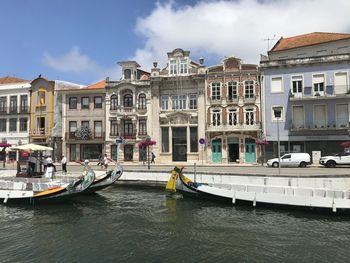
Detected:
[
  {"left": 212, "top": 139, "right": 222, "bottom": 163},
  {"left": 245, "top": 138, "right": 256, "bottom": 163}
]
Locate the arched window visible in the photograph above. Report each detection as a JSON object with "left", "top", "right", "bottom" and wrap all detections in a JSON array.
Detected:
[
  {"left": 124, "top": 94, "right": 133, "bottom": 107},
  {"left": 245, "top": 108, "right": 255, "bottom": 125},
  {"left": 124, "top": 69, "right": 131, "bottom": 79},
  {"left": 228, "top": 108, "right": 238, "bottom": 126},
  {"left": 110, "top": 94, "right": 118, "bottom": 110},
  {"left": 138, "top": 94, "right": 146, "bottom": 109}
]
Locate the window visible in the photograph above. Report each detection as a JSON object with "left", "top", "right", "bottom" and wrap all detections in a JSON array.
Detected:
[
  {"left": 292, "top": 106, "right": 304, "bottom": 129},
  {"left": 334, "top": 72, "right": 348, "bottom": 94},
  {"left": 81, "top": 97, "right": 90, "bottom": 109},
  {"left": 20, "top": 95, "right": 28, "bottom": 112},
  {"left": 37, "top": 90, "right": 46, "bottom": 106},
  {"left": 161, "top": 95, "right": 169, "bottom": 110},
  {"left": 189, "top": 94, "right": 197, "bottom": 109},
  {"left": 69, "top": 97, "right": 77, "bottom": 109},
  {"left": 336, "top": 104, "right": 349, "bottom": 128},
  {"left": 0, "top": 97, "right": 6, "bottom": 112},
  {"left": 245, "top": 108, "right": 254, "bottom": 125},
  {"left": 244, "top": 81, "right": 255, "bottom": 98},
  {"left": 211, "top": 82, "right": 221, "bottom": 100},
  {"left": 19, "top": 118, "right": 27, "bottom": 132},
  {"left": 190, "top": 127, "right": 198, "bottom": 152},
  {"left": 123, "top": 120, "right": 133, "bottom": 135},
  {"left": 69, "top": 121, "right": 77, "bottom": 132},
  {"left": 228, "top": 81, "right": 238, "bottom": 100},
  {"left": 124, "top": 69, "right": 131, "bottom": 79},
  {"left": 271, "top": 77, "right": 283, "bottom": 93},
  {"left": 272, "top": 106, "right": 284, "bottom": 122},
  {"left": 314, "top": 105, "right": 326, "bottom": 128},
  {"left": 212, "top": 109, "right": 221, "bottom": 126},
  {"left": 161, "top": 127, "right": 169, "bottom": 152},
  {"left": 10, "top": 96, "right": 17, "bottom": 113},
  {"left": 292, "top": 76, "right": 303, "bottom": 96},
  {"left": 94, "top": 96, "right": 102, "bottom": 109},
  {"left": 69, "top": 144, "right": 76, "bottom": 161},
  {"left": 0, "top": 119, "right": 6, "bottom": 132},
  {"left": 37, "top": 117, "right": 45, "bottom": 130},
  {"left": 111, "top": 145, "right": 118, "bottom": 161},
  {"left": 180, "top": 59, "right": 188, "bottom": 74},
  {"left": 171, "top": 95, "right": 186, "bottom": 110},
  {"left": 139, "top": 94, "right": 146, "bottom": 109},
  {"left": 9, "top": 118, "right": 17, "bottom": 132},
  {"left": 81, "top": 121, "right": 89, "bottom": 128},
  {"left": 94, "top": 121, "right": 102, "bottom": 138},
  {"left": 139, "top": 119, "right": 147, "bottom": 135},
  {"left": 313, "top": 74, "right": 325, "bottom": 95},
  {"left": 170, "top": 60, "right": 177, "bottom": 75},
  {"left": 110, "top": 94, "right": 118, "bottom": 110},
  {"left": 124, "top": 94, "right": 133, "bottom": 107},
  {"left": 228, "top": 109, "right": 238, "bottom": 126},
  {"left": 110, "top": 120, "right": 118, "bottom": 136}
]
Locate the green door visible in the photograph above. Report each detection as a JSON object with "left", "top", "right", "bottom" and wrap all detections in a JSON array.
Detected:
[
  {"left": 212, "top": 139, "right": 222, "bottom": 163},
  {"left": 245, "top": 138, "right": 256, "bottom": 163}
]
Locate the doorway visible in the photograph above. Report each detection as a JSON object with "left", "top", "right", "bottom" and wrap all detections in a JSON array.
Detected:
[
  {"left": 228, "top": 137, "right": 239, "bottom": 163},
  {"left": 245, "top": 138, "right": 256, "bottom": 163},
  {"left": 124, "top": 145, "right": 133, "bottom": 161},
  {"left": 172, "top": 127, "right": 187, "bottom": 162},
  {"left": 212, "top": 138, "right": 222, "bottom": 163}
]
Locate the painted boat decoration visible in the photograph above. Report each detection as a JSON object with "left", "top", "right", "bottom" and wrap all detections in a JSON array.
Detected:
[
  {"left": 84, "top": 164, "right": 123, "bottom": 194},
  {"left": 0, "top": 169, "right": 95, "bottom": 204},
  {"left": 166, "top": 166, "right": 350, "bottom": 213}
]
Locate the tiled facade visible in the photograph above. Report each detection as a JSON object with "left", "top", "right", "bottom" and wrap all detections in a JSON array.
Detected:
[{"left": 206, "top": 57, "right": 261, "bottom": 164}]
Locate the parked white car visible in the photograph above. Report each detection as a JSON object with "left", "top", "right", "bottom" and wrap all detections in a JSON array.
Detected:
[
  {"left": 267, "top": 153, "right": 311, "bottom": 168},
  {"left": 319, "top": 152, "right": 350, "bottom": 168}
]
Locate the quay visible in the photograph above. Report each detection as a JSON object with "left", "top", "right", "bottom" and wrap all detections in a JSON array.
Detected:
[{"left": 1, "top": 163, "right": 350, "bottom": 188}]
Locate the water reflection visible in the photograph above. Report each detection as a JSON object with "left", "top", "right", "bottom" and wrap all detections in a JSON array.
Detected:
[{"left": 0, "top": 187, "right": 350, "bottom": 262}]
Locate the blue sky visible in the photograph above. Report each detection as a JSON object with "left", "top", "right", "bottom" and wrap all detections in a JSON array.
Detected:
[{"left": 1, "top": 0, "right": 350, "bottom": 85}]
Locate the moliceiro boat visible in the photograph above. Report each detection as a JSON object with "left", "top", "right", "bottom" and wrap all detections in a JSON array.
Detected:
[
  {"left": 166, "top": 166, "right": 350, "bottom": 213},
  {"left": 84, "top": 164, "right": 123, "bottom": 194},
  {"left": 0, "top": 169, "right": 95, "bottom": 204}
]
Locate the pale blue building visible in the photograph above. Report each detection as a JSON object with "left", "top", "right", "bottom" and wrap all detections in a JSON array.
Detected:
[{"left": 260, "top": 32, "right": 350, "bottom": 159}]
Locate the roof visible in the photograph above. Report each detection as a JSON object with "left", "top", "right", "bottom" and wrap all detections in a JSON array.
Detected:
[
  {"left": 84, "top": 79, "right": 105, "bottom": 90},
  {"left": 270, "top": 32, "right": 350, "bottom": 52},
  {"left": 0, "top": 76, "right": 29, "bottom": 84}
]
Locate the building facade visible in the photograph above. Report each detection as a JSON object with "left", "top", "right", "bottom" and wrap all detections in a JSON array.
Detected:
[
  {"left": 105, "top": 61, "right": 151, "bottom": 163},
  {"left": 150, "top": 48, "right": 206, "bottom": 164},
  {"left": 0, "top": 76, "right": 30, "bottom": 162},
  {"left": 261, "top": 32, "right": 350, "bottom": 159},
  {"left": 206, "top": 57, "right": 261, "bottom": 164},
  {"left": 61, "top": 80, "right": 106, "bottom": 161}
]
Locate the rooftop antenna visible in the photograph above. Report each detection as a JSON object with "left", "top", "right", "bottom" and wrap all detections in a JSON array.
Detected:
[{"left": 263, "top": 34, "right": 277, "bottom": 51}]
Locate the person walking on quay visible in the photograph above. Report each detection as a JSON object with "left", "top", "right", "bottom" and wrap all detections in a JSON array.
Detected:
[
  {"left": 61, "top": 154, "right": 67, "bottom": 174},
  {"left": 151, "top": 152, "right": 156, "bottom": 164},
  {"left": 103, "top": 154, "right": 109, "bottom": 170}
]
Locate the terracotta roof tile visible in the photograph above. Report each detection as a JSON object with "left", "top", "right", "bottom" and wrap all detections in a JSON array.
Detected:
[
  {"left": 84, "top": 80, "right": 105, "bottom": 90},
  {"left": 0, "top": 76, "right": 29, "bottom": 84},
  {"left": 270, "top": 32, "right": 350, "bottom": 52}
]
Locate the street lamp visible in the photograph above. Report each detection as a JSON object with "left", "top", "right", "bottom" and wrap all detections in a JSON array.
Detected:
[{"left": 273, "top": 107, "right": 282, "bottom": 175}]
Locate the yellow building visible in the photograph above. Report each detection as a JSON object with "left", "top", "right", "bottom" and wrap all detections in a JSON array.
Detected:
[{"left": 29, "top": 76, "right": 55, "bottom": 147}]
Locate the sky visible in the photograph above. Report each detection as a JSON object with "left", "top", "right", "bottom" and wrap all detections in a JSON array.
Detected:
[{"left": 1, "top": 0, "right": 350, "bottom": 85}]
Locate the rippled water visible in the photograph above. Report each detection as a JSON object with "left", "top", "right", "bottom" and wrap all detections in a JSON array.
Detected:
[{"left": 0, "top": 185, "right": 350, "bottom": 263}]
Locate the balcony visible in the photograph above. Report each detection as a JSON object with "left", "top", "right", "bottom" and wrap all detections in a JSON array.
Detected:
[
  {"left": 289, "top": 85, "right": 350, "bottom": 101},
  {"left": 120, "top": 132, "right": 137, "bottom": 140},
  {"left": 66, "top": 130, "right": 105, "bottom": 141},
  {"left": 109, "top": 106, "right": 137, "bottom": 114},
  {"left": 30, "top": 128, "right": 47, "bottom": 137},
  {"left": 0, "top": 106, "right": 29, "bottom": 115},
  {"left": 206, "top": 122, "right": 261, "bottom": 132},
  {"left": 137, "top": 107, "right": 147, "bottom": 114}
]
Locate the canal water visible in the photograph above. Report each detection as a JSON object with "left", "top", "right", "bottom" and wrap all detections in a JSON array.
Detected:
[{"left": 1, "top": 185, "right": 350, "bottom": 263}]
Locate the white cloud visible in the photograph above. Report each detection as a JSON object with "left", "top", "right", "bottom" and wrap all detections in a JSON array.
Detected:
[
  {"left": 42, "top": 46, "right": 118, "bottom": 81},
  {"left": 133, "top": 0, "right": 350, "bottom": 69}
]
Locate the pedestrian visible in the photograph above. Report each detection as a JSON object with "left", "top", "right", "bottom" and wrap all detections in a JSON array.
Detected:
[
  {"left": 151, "top": 152, "right": 156, "bottom": 164},
  {"left": 61, "top": 154, "right": 67, "bottom": 174},
  {"left": 103, "top": 154, "right": 109, "bottom": 169},
  {"left": 42, "top": 155, "right": 48, "bottom": 172},
  {"left": 45, "top": 157, "right": 56, "bottom": 179}
]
